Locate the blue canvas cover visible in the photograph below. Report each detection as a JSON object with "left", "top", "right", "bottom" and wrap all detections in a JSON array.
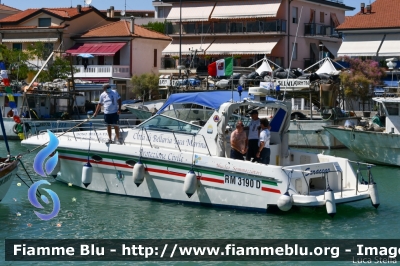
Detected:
[{"left": 157, "top": 91, "right": 275, "bottom": 114}]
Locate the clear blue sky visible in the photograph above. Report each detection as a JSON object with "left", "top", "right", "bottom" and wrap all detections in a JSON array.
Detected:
[{"left": 3, "top": 0, "right": 370, "bottom": 15}]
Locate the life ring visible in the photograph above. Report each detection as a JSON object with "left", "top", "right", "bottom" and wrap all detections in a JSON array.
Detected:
[{"left": 12, "top": 123, "right": 21, "bottom": 134}]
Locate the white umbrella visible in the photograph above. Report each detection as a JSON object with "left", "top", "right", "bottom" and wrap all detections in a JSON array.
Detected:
[{"left": 78, "top": 53, "right": 94, "bottom": 58}]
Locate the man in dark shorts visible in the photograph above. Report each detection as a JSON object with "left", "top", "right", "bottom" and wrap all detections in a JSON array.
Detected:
[{"left": 93, "top": 84, "right": 122, "bottom": 144}]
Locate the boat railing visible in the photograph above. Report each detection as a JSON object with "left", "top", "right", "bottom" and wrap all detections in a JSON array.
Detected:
[
  {"left": 348, "top": 160, "right": 376, "bottom": 195},
  {"left": 282, "top": 167, "right": 343, "bottom": 196},
  {"left": 28, "top": 119, "right": 139, "bottom": 142}
]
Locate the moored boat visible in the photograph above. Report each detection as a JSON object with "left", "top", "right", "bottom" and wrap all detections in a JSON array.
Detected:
[
  {"left": 0, "top": 157, "right": 18, "bottom": 202},
  {"left": 324, "top": 97, "right": 400, "bottom": 166},
  {"left": 22, "top": 91, "right": 380, "bottom": 216}
]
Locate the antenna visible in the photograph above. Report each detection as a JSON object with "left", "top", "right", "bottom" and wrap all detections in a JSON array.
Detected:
[
  {"left": 84, "top": 0, "right": 92, "bottom": 6},
  {"left": 121, "top": 10, "right": 125, "bottom": 16}
]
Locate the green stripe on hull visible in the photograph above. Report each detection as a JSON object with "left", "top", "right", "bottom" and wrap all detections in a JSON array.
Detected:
[
  {"left": 262, "top": 180, "right": 278, "bottom": 186},
  {"left": 58, "top": 149, "right": 278, "bottom": 186},
  {"left": 58, "top": 148, "right": 224, "bottom": 177}
]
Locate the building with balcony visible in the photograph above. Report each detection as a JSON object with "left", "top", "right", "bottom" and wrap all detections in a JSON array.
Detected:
[
  {"left": 0, "top": 5, "right": 118, "bottom": 70},
  {"left": 158, "top": 0, "right": 353, "bottom": 72},
  {"left": 337, "top": 0, "right": 400, "bottom": 60},
  {"left": 66, "top": 18, "right": 171, "bottom": 100}
]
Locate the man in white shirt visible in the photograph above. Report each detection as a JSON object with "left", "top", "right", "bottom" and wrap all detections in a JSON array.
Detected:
[
  {"left": 257, "top": 118, "right": 271, "bottom": 165},
  {"left": 93, "top": 83, "right": 122, "bottom": 144},
  {"left": 246, "top": 109, "right": 260, "bottom": 162}
]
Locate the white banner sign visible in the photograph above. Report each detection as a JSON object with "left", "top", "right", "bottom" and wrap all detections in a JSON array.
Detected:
[
  {"left": 159, "top": 79, "right": 180, "bottom": 87},
  {"left": 276, "top": 79, "right": 310, "bottom": 88}
]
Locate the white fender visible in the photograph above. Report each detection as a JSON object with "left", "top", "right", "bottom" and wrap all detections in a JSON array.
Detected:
[
  {"left": 82, "top": 162, "right": 93, "bottom": 188},
  {"left": 369, "top": 183, "right": 380, "bottom": 208},
  {"left": 49, "top": 160, "right": 61, "bottom": 178},
  {"left": 277, "top": 192, "right": 292, "bottom": 211},
  {"left": 132, "top": 161, "right": 145, "bottom": 187},
  {"left": 325, "top": 188, "right": 336, "bottom": 218},
  {"left": 183, "top": 170, "right": 197, "bottom": 198}
]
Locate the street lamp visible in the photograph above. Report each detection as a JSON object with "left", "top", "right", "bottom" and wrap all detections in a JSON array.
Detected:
[{"left": 319, "top": 43, "right": 324, "bottom": 64}]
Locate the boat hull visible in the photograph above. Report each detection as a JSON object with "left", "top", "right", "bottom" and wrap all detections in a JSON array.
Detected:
[
  {"left": 288, "top": 118, "right": 359, "bottom": 149},
  {"left": 34, "top": 142, "right": 374, "bottom": 213},
  {"left": 0, "top": 159, "right": 18, "bottom": 202},
  {"left": 324, "top": 126, "right": 400, "bottom": 166}
]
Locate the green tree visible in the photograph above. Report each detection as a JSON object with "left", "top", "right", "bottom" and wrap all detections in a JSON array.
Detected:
[
  {"left": 142, "top": 21, "right": 166, "bottom": 34},
  {"left": 339, "top": 56, "right": 386, "bottom": 111},
  {"left": 25, "top": 42, "right": 73, "bottom": 82},
  {"left": 36, "top": 57, "right": 73, "bottom": 81},
  {"left": 131, "top": 73, "right": 159, "bottom": 100},
  {"left": 0, "top": 44, "right": 31, "bottom": 80}
]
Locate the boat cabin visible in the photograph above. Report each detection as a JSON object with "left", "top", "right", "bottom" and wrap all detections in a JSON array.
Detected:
[{"left": 125, "top": 91, "right": 290, "bottom": 165}]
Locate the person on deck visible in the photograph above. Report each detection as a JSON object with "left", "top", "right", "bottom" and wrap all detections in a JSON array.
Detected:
[
  {"left": 93, "top": 84, "right": 122, "bottom": 144},
  {"left": 257, "top": 118, "right": 271, "bottom": 165},
  {"left": 230, "top": 121, "right": 247, "bottom": 160},
  {"left": 246, "top": 109, "right": 260, "bottom": 162}
]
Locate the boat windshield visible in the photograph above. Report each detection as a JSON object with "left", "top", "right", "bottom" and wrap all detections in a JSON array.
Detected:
[{"left": 137, "top": 114, "right": 202, "bottom": 134}]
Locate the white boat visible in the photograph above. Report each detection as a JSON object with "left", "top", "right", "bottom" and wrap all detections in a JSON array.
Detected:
[
  {"left": 324, "top": 97, "right": 400, "bottom": 166},
  {"left": 123, "top": 99, "right": 166, "bottom": 121},
  {"left": 22, "top": 91, "right": 380, "bottom": 216}
]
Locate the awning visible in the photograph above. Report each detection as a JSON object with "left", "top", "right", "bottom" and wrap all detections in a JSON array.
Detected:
[
  {"left": 210, "top": 0, "right": 280, "bottom": 19},
  {"left": 321, "top": 41, "right": 341, "bottom": 57},
  {"left": 162, "top": 40, "right": 212, "bottom": 55},
  {"left": 2, "top": 38, "right": 58, "bottom": 42},
  {"left": 205, "top": 38, "right": 280, "bottom": 55},
  {"left": 65, "top": 42, "right": 126, "bottom": 56},
  {"left": 337, "top": 34, "right": 384, "bottom": 57},
  {"left": 166, "top": 2, "right": 215, "bottom": 22},
  {"left": 378, "top": 34, "right": 400, "bottom": 56}
]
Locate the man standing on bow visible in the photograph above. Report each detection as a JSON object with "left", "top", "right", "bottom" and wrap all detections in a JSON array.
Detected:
[
  {"left": 246, "top": 109, "right": 260, "bottom": 162},
  {"left": 93, "top": 83, "right": 121, "bottom": 144}
]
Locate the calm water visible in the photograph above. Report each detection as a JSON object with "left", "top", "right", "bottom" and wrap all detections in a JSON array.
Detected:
[{"left": 1, "top": 141, "right": 400, "bottom": 265}]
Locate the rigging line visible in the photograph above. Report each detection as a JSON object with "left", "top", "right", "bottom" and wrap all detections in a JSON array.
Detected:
[
  {"left": 15, "top": 173, "right": 41, "bottom": 198},
  {"left": 283, "top": 6, "right": 303, "bottom": 101},
  {"left": 20, "top": 118, "right": 92, "bottom": 157},
  {"left": 17, "top": 160, "right": 41, "bottom": 197}
]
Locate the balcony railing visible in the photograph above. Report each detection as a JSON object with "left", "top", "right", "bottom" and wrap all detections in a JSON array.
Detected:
[
  {"left": 73, "top": 65, "right": 130, "bottom": 78},
  {"left": 166, "top": 20, "right": 287, "bottom": 35},
  {"left": 304, "top": 23, "right": 332, "bottom": 36},
  {"left": 304, "top": 23, "right": 341, "bottom": 38}
]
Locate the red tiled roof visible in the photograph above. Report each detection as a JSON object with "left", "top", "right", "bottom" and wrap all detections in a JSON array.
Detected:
[
  {"left": 0, "top": 25, "right": 67, "bottom": 30},
  {"left": 0, "top": 4, "right": 21, "bottom": 12},
  {"left": 337, "top": 0, "right": 400, "bottom": 30},
  {"left": 0, "top": 7, "right": 92, "bottom": 23},
  {"left": 80, "top": 20, "right": 171, "bottom": 40}
]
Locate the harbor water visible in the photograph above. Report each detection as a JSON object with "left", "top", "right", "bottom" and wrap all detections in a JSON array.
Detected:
[{"left": 1, "top": 140, "right": 400, "bottom": 265}]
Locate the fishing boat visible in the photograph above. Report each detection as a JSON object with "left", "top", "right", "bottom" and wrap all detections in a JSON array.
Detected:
[
  {"left": 0, "top": 81, "right": 141, "bottom": 140},
  {"left": 324, "top": 97, "right": 400, "bottom": 166},
  {"left": 21, "top": 91, "right": 380, "bottom": 216}
]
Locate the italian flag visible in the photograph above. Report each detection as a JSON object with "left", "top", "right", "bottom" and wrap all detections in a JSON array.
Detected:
[{"left": 208, "top": 57, "right": 233, "bottom": 77}]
